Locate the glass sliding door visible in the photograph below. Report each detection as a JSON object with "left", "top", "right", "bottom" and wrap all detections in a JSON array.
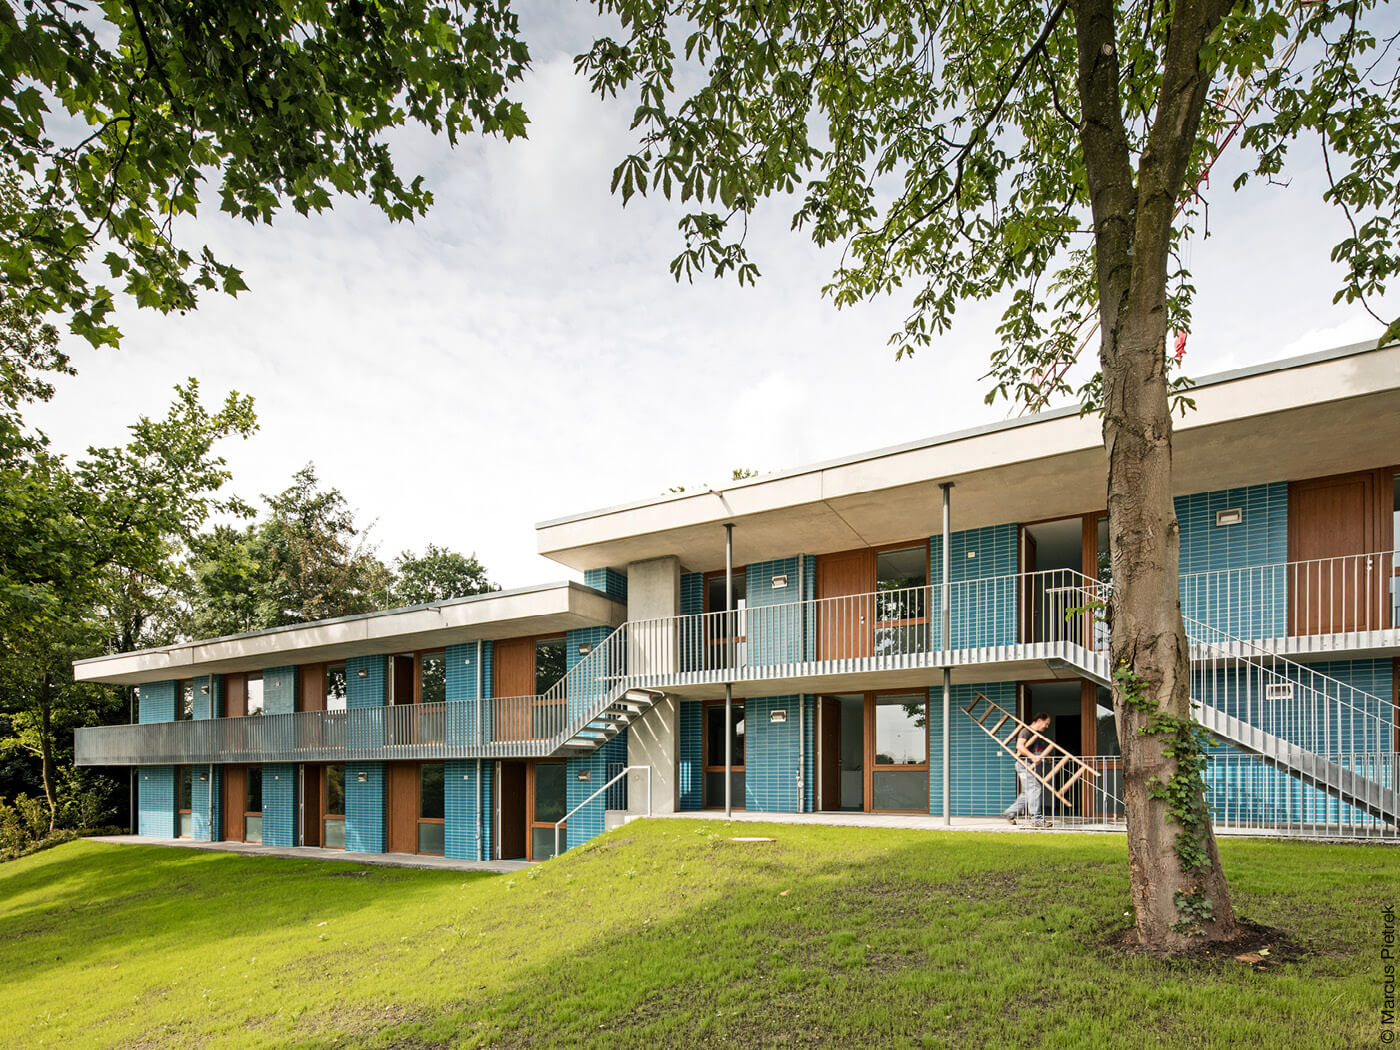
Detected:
[
  {"left": 418, "top": 763, "right": 445, "bottom": 855},
  {"left": 244, "top": 766, "right": 263, "bottom": 843},
  {"left": 703, "top": 701, "right": 745, "bottom": 809},
  {"left": 529, "top": 762, "right": 567, "bottom": 861},
  {"left": 323, "top": 764, "right": 345, "bottom": 849},
  {"left": 869, "top": 694, "right": 929, "bottom": 812}
]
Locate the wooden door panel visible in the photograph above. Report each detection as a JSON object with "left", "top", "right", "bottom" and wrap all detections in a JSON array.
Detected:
[
  {"left": 299, "top": 664, "right": 325, "bottom": 712},
  {"left": 819, "top": 697, "right": 840, "bottom": 810},
  {"left": 1290, "top": 473, "right": 1376, "bottom": 633},
  {"left": 817, "top": 550, "right": 875, "bottom": 659},
  {"left": 222, "top": 766, "right": 245, "bottom": 842},
  {"left": 386, "top": 764, "right": 418, "bottom": 854},
  {"left": 302, "top": 764, "right": 321, "bottom": 847},
  {"left": 494, "top": 638, "right": 536, "bottom": 741},
  {"left": 225, "top": 675, "right": 246, "bottom": 718}
]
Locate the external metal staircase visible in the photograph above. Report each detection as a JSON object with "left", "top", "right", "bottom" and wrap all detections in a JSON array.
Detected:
[
  {"left": 554, "top": 688, "right": 666, "bottom": 756},
  {"left": 1044, "top": 575, "right": 1399, "bottom": 827}
]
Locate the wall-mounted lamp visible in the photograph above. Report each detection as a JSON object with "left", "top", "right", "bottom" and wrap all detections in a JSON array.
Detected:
[
  {"left": 200, "top": 684, "right": 210, "bottom": 695},
  {"left": 966, "top": 550, "right": 977, "bottom": 559},
  {"left": 577, "top": 643, "right": 592, "bottom": 656},
  {"left": 576, "top": 770, "right": 591, "bottom": 782},
  {"left": 357, "top": 667, "right": 369, "bottom": 678},
  {"left": 1216, "top": 508, "right": 1243, "bottom": 527},
  {"left": 771, "top": 574, "right": 788, "bottom": 589},
  {"left": 356, "top": 771, "right": 368, "bottom": 783},
  {"left": 769, "top": 709, "right": 788, "bottom": 724},
  {"left": 463, "top": 656, "right": 471, "bottom": 665},
  {"left": 199, "top": 773, "right": 208, "bottom": 782}
]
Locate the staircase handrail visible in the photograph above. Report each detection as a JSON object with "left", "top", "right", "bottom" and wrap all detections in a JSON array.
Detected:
[{"left": 554, "top": 763, "right": 652, "bottom": 857}]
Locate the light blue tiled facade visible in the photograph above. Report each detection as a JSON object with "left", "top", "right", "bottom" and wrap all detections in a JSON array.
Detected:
[
  {"left": 566, "top": 625, "right": 614, "bottom": 722},
  {"left": 138, "top": 765, "right": 177, "bottom": 837},
  {"left": 744, "top": 695, "right": 815, "bottom": 812},
  {"left": 345, "top": 762, "right": 385, "bottom": 853},
  {"left": 566, "top": 732, "right": 630, "bottom": 848},
  {"left": 191, "top": 766, "right": 221, "bottom": 841},
  {"left": 138, "top": 680, "right": 176, "bottom": 724},
  {"left": 929, "top": 524, "right": 1020, "bottom": 648},
  {"left": 446, "top": 641, "right": 489, "bottom": 745},
  {"left": 928, "top": 682, "right": 1019, "bottom": 817},
  {"left": 445, "top": 758, "right": 492, "bottom": 861},
  {"left": 1177, "top": 483, "right": 1289, "bottom": 638},
  {"left": 679, "top": 700, "right": 704, "bottom": 810},
  {"left": 584, "top": 567, "right": 628, "bottom": 603},
  {"left": 263, "top": 666, "right": 298, "bottom": 715},
  {"left": 262, "top": 763, "right": 297, "bottom": 847}
]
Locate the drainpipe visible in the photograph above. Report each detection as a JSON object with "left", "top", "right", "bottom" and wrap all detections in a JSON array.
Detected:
[
  {"left": 797, "top": 696, "right": 805, "bottom": 813},
  {"left": 476, "top": 641, "right": 484, "bottom": 860},
  {"left": 209, "top": 762, "right": 215, "bottom": 843},
  {"left": 940, "top": 482, "right": 953, "bottom": 827},
  {"left": 724, "top": 523, "right": 734, "bottom": 820},
  {"left": 476, "top": 758, "right": 483, "bottom": 862}
]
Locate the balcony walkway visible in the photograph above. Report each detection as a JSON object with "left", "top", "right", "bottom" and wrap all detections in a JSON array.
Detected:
[{"left": 85, "top": 835, "right": 529, "bottom": 872}]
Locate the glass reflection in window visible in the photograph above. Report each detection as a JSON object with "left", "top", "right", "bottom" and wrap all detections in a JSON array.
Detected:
[
  {"left": 874, "top": 694, "right": 927, "bottom": 766},
  {"left": 326, "top": 664, "right": 347, "bottom": 711}
]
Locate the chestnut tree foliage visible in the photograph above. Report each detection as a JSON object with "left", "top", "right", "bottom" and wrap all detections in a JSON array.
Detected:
[{"left": 574, "top": 0, "right": 1399, "bottom": 949}]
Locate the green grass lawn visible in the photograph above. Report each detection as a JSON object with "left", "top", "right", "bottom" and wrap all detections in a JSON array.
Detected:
[{"left": 0, "top": 823, "right": 1390, "bottom": 1049}]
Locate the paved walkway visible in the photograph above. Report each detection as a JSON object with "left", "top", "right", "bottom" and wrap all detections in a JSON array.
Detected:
[
  {"left": 651, "top": 811, "right": 1122, "bottom": 834},
  {"left": 85, "top": 836, "right": 529, "bottom": 872}
]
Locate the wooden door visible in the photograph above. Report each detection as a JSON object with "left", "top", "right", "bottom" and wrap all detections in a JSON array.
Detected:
[
  {"left": 225, "top": 675, "right": 247, "bottom": 718},
  {"left": 498, "top": 760, "right": 528, "bottom": 859},
  {"left": 819, "top": 697, "right": 841, "bottom": 810},
  {"left": 386, "top": 763, "right": 418, "bottom": 854},
  {"left": 222, "top": 766, "right": 245, "bottom": 842},
  {"left": 817, "top": 549, "right": 875, "bottom": 659},
  {"left": 1290, "top": 472, "right": 1376, "bottom": 634},
  {"left": 299, "top": 664, "right": 325, "bottom": 712},
  {"left": 302, "top": 764, "right": 322, "bottom": 847},
  {"left": 494, "top": 638, "right": 535, "bottom": 740}
]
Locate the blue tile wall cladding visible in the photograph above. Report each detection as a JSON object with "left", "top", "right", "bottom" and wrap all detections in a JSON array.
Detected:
[
  {"left": 745, "top": 695, "right": 816, "bottom": 812},
  {"left": 566, "top": 732, "right": 630, "bottom": 848},
  {"left": 347, "top": 654, "right": 386, "bottom": 750},
  {"left": 138, "top": 681, "right": 177, "bottom": 724},
  {"left": 746, "top": 559, "right": 807, "bottom": 666},
  {"left": 345, "top": 762, "right": 385, "bottom": 852},
  {"left": 679, "top": 700, "right": 703, "bottom": 810},
  {"left": 192, "top": 674, "right": 223, "bottom": 720},
  {"left": 138, "top": 766, "right": 177, "bottom": 837},
  {"left": 566, "top": 625, "right": 614, "bottom": 722},
  {"left": 584, "top": 568, "right": 628, "bottom": 603},
  {"left": 191, "top": 766, "right": 222, "bottom": 841},
  {"left": 262, "top": 763, "right": 297, "bottom": 847},
  {"left": 446, "top": 641, "right": 491, "bottom": 746},
  {"left": 681, "top": 572, "right": 704, "bottom": 672},
  {"left": 928, "top": 681, "right": 1019, "bottom": 817},
  {"left": 1177, "top": 483, "right": 1288, "bottom": 637},
  {"left": 929, "top": 525, "right": 1019, "bottom": 648},
  {"left": 263, "top": 666, "right": 298, "bottom": 715},
  {"left": 445, "top": 758, "right": 492, "bottom": 861}
]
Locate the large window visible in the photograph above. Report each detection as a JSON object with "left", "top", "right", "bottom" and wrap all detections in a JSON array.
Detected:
[
  {"left": 704, "top": 570, "right": 748, "bottom": 671},
  {"left": 177, "top": 680, "right": 194, "bottom": 721},
  {"left": 703, "top": 702, "right": 746, "bottom": 808},
  {"left": 531, "top": 638, "right": 567, "bottom": 738},
  {"left": 246, "top": 672, "right": 265, "bottom": 716},
  {"left": 875, "top": 546, "right": 929, "bottom": 655},
  {"left": 529, "top": 762, "right": 567, "bottom": 861},
  {"left": 323, "top": 765, "right": 345, "bottom": 849},
  {"left": 177, "top": 766, "right": 193, "bottom": 838},
  {"left": 418, "top": 763, "right": 445, "bottom": 855},
  {"left": 871, "top": 694, "right": 929, "bottom": 812},
  {"left": 244, "top": 767, "right": 263, "bottom": 843},
  {"left": 419, "top": 652, "right": 446, "bottom": 704},
  {"left": 326, "top": 664, "right": 347, "bottom": 711}
]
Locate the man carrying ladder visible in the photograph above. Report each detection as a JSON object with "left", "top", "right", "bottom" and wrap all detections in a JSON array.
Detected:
[{"left": 1004, "top": 711, "right": 1053, "bottom": 829}]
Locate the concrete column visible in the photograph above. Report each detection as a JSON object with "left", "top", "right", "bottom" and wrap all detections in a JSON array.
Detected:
[{"left": 626, "top": 556, "right": 683, "bottom": 814}]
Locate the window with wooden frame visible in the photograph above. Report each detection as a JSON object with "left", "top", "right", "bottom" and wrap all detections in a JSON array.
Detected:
[
  {"left": 325, "top": 664, "right": 347, "bottom": 711},
  {"left": 702, "top": 700, "right": 746, "bottom": 809},
  {"left": 531, "top": 638, "right": 567, "bottom": 738},
  {"left": 527, "top": 760, "right": 567, "bottom": 861},
  {"left": 177, "top": 766, "right": 193, "bottom": 837},
  {"left": 417, "top": 651, "right": 447, "bottom": 743},
  {"left": 246, "top": 672, "right": 265, "bottom": 716},
  {"left": 418, "top": 763, "right": 445, "bottom": 855},
  {"left": 874, "top": 545, "right": 930, "bottom": 656},
  {"left": 244, "top": 766, "right": 263, "bottom": 843},
  {"left": 703, "top": 568, "right": 747, "bottom": 671},
  {"left": 323, "top": 764, "right": 345, "bottom": 849},
  {"left": 869, "top": 693, "right": 929, "bottom": 813}
]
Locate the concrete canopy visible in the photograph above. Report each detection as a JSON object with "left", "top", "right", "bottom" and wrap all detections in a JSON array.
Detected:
[
  {"left": 536, "top": 341, "right": 1400, "bottom": 574},
  {"left": 72, "top": 582, "right": 625, "bottom": 686}
]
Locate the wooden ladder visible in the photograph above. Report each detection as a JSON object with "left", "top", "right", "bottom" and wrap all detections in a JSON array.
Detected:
[{"left": 961, "top": 692, "right": 1098, "bottom": 807}]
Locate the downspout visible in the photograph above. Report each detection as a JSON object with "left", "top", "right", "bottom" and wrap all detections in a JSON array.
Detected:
[
  {"left": 797, "top": 555, "right": 807, "bottom": 813},
  {"left": 724, "top": 523, "right": 734, "bottom": 820},
  {"left": 940, "top": 482, "right": 953, "bottom": 827}
]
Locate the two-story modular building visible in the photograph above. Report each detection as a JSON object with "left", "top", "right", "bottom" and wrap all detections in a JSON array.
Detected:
[{"left": 74, "top": 340, "right": 1400, "bottom": 857}]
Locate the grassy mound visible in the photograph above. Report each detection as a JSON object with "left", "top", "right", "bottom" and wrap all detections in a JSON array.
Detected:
[{"left": 0, "top": 822, "right": 1386, "bottom": 1048}]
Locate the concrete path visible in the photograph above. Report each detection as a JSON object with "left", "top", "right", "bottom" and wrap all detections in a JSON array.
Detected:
[
  {"left": 85, "top": 836, "right": 529, "bottom": 872},
  {"left": 649, "top": 811, "right": 1121, "bottom": 834}
]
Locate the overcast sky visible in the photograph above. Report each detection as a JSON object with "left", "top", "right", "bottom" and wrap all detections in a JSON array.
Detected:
[{"left": 29, "top": 5, "right": 1398, "bottom": 589}]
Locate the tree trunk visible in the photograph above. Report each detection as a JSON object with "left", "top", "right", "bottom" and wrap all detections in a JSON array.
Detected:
[
  {"left": 38, "top": 672, "right": 59, "bottom": 833},
  {"left": 1073, "top": 0, "right": 1240, "bottom": 950},
  {"left": 1102, "top": 315, "right": 1239, "bottom": 949}
]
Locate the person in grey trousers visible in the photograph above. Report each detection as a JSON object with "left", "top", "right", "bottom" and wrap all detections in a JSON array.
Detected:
[{"left": 1004, "top": 712, "right": 1053, "bottom": 828}]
